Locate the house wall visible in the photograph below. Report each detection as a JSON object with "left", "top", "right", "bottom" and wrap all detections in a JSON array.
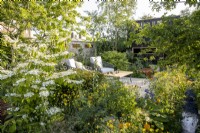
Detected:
[
  {"left": 68, "top": 32, "right": 95, "bottom": 57},
  {"left": 68, "top": 40, "right": 94, "bottom": 57}
]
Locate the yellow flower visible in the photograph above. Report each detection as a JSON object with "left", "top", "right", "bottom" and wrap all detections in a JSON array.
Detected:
[
  {"left": 125, "top": 122, "right": 131, "bottom": 127},
  {"left": 150, "top": 128, "right": 154, "bottom": 132},
  {"left": 144, "top": 122, "right": 150, "bottom": 131},
  {"left": 107, "top": 123, "right": 114, "bottom": 129},
  {"left": 107, "top": 120, "right": 114, "bottom": 129},
  {"left": 118, "top": 123, "right": 124, "bottom": 129},
  {"left": 142, "top": 128, "right": 146, "bottom": 132},
  {"left": 63, "top": 98, "right": 67, "bottom": 106},
  {"left": 156, "top": 98, "right": 161, "bottom": 103}
]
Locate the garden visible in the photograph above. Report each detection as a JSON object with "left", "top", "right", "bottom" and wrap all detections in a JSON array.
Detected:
[{"left": 0, "top": 1, "right": 200, "bottom": 133}]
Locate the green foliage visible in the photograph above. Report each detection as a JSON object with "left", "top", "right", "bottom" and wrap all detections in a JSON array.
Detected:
[
  {"left": 193, "top": 71, "right": 200, "bottom": 115},
  {"left": 51, "top": 70, "right": 104, "bottom": 109},
  {"left": 131, "top": 11, "right": 200, "bottom": 71},
  {"left": 0, "top": 1, "right": 84, "bottom": 132},
  {"left": 129, "top": 57, "right": 146, "bottom": 78},
  {"left": 56, "top": 73, "right": 144, "bottom": 133},
  {"left": 96, "top": 40, "right": 114, "bottom": 54},
  {"left": 101, "top": 51, "right": 129, "bottom": 70},
  {"left": 0, "top": 34, "right": 12, "bottom": 69},
  {"left": 87, "top": 1, "right": 137, "bottom": 51},
  {"left": 137, "top": 66, "right": 192, "bottom": 132},
  {"left": 0, "top": 47, "right": 74, "bottom": 132},
  {"left": 151, "top": 0, "right": 199, "bottom": 11},
  {"left": 0, "top": 1, "right": 85, "bottom": 66}
]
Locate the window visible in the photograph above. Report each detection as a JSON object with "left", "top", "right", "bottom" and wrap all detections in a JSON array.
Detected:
[{"left": 72, "top": 44, "right": 81, "bottom": 48}]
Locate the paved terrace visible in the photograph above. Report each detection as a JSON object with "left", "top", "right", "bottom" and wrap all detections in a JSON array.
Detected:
[{"left": 119, "top": 77, "right": 150, "bottom": 97}]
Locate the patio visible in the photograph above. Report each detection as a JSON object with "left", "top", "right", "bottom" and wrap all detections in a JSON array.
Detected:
[{"left": 119, "top": 77, "right": 150, "bottom": 97}]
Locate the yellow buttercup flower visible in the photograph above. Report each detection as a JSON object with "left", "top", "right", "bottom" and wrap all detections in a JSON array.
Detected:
[
  {"left": 156, "top": 98, "right": 161, "bottom": 103},
  {"left": 118, "top": 123, "right": 124, "bottom": 129},
  {"left": 144, "top": 122, "right": 150, "bottom": 131}
]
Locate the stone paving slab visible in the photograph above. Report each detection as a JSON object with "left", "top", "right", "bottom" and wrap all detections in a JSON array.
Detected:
[{"left": 119, "top": 77, "right": 150, "bottom": 97}]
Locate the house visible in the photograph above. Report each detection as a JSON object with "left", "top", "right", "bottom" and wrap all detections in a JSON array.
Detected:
[
  {"left": 0, "top": 23, "right": 94, "bottom": 57},
  {"left": 131, "top": 16, "right": 180, "bottom": 62},
  {"left": 68, "top": 32, "right": 94, "bottom": 57}
]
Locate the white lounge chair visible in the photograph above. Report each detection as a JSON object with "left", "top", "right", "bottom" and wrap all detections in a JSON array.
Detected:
[
  {"left": 90, "top": 56, "right": 115, "bottom": 73},
  {"left": 61, "top": 58, "right": 90, "bottom": 70}
]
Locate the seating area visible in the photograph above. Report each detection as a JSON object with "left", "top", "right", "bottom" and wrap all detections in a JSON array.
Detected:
[
  {"left": 60, "top": 56, "right": 116, "bottom": 74},
  {"left": 61, "top": 58, "right": 89, "bottom": 70},
  {"left": 90, "top": 56, "right": 115, "bottom": 73}
]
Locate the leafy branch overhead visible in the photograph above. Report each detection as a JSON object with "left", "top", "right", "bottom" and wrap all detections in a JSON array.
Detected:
[
  {"left": 150, "top": 0, "right": 199, "bottom": 11},
  {"left": 131, "top": 10, "right": 200, "bottom": 70}
]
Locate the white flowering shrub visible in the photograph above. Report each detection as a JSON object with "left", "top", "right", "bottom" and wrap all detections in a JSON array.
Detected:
[{"left": 0, "top": 39, "right": 83, "bottom": 132}]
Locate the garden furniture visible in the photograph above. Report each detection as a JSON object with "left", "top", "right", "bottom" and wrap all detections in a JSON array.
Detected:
[
  {"left": 90, "top": 56, "right": 115, "bottom": 73},
  {"left": 104, "top": 70, "right": 133, "bottom": 78},
  {"left": 104, "top": 70, "right": 133, "bottom": 83},
  {"left": 61, "top": 58, "right": 92, "bottom": 70}
]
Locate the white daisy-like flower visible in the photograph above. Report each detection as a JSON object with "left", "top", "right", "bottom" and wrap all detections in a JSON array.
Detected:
[
  {"left": 0, "top": 74, "right": 9, "bottom": 80},
  {"left": 40, "top": 122, "right": 45, "bottom": 126},
  {"left": 16, "top": 78, "right": 26, "bottom": 85},
  {"left": 46, "top": 107, "right": 62, "bottom": 116},
  {"left": 29, "top": 59, "right": 44, "bottom": 65},
  {"left": 16, "top": 43, "right": 26, "bottom": 49},
  {"left": 39, "top": 43, "right": 47, "bottom": 48},
  {"left": 40, "top": 87, "right": 47, "bottom": 90},
  {"left": 26, "top": 69, "right": 41, "bottom": 75},
  {"left": 19, "top": 69, "right": 28, "bottom": 73},
  {"left": 39, "top": 90, "right": 49, "bottom": 97},
  {"left": 44, "top": 101, "right": 49, "bottom": 106},
  {"left": 35, "top": 79, "right": 41, "bottom": 84},
  {"left": 7, "top": 108, "right": 13, "bottom": 111},
  {"left": 5, "top": 93, "right": 21, "bottom": 97},
  {"left": 13, "top": 63, "right": 29, "bottom": 71},
  {"left": 0, "top": 70, "right": 13, "bottom": 74},
  {"left": 35, "top": 105, "right": 40, "bottom": 110},
  {"left": 22, "top": 114, "right": 28, "bottom": 119},
  {"left": 43, "top": 62, "right": 56, "bottom": 66},
  {"left": 14, "top": 107, "right": 19, "bottom": 112},
  {"left": 0, "top": 70, "right": 15, "bottom": 80},
  {"left": 43, "top": 51, "right": 69, "bottom": 59},
  {"left": 60, "top": 51, "right": 69, "bottom": 56},
  {"left": 31, "top": 85, "right": 38, "bottom": 89},
  {"left": 46, "top": 70, "right": 75, "bottom": 80},
  {"left": 42, "top": 80, "right": 55, "bottom": 87},
  {"left": 67, "top": 79, "right": 83, "bottom": 84},
  {"left": 24, "top": 92, "right": 34, "bottom": 98}
]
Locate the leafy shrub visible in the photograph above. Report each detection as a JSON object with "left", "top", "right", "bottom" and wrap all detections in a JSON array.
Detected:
[
  {"left": 101, "top": 51, "right": 129, "bottom": 70},
  {"left": 48, "top": 71, "right": 146, "bottom": 133},
  {"left": 129, "top": 57, "right": 146, "bottom": 78},
  {"left": 0, "top": 41, "right": 74, "bottom": 132},
  {"left": 193, "top": 71, "right": 200, "bottom": 117},
  {"left": 0, "top": 34, "right": 12, "bottom": 69},
  {"left": 137, "top": 66, "right": 192, "bottom": 132},
  {"left": 50, "top": 70, "right": 104, "bottom": 113}
]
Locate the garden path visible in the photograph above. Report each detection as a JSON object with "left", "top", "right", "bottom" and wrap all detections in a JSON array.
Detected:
[{"left": 119, "top": 77, "right": 150, "bottom": 97}]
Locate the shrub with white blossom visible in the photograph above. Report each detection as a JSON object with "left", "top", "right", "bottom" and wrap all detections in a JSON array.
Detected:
[
  {"left": 0, "top": 39, "right": 84, "bottom": 131},
  {"left": 0, "top": 1, "right": 86, "bottom": 132}
]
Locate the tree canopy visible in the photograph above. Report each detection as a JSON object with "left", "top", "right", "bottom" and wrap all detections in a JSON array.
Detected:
[
  {"left": 150, "top": 0, "right": 199, "bottom": 11},
  {"left": 86, "top": 0, "right": 137, "bottom": 52},
  {"left": 131, "top": 9, "right": 200, "bottom": 72},
  {"left": 0, "top": 1, "right": 85, "bottom": 68}
]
